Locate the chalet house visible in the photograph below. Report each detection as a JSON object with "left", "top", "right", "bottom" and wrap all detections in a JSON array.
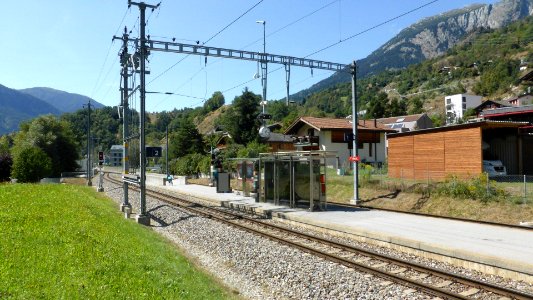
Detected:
[
  {"left": 377, "top": 113, "right": 434, "bottom": 132},
  {"left": 284, "top": 116, "right": 395, "bottom": 168},
  {"left": 261, "top": 132, "right": 295, "bottom": 152},
  {"left": 507, "top": 94, "right": 533, "bottom": 106},
  {"left": 472, "top": 100, "right": 511, "bottom": 118}
]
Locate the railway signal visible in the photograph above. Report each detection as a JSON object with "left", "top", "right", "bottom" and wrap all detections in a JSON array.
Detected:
[{"left": 98, "top": 151, "right": 104, "bottom": 165}]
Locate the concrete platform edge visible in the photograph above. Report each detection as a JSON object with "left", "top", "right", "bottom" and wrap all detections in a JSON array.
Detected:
[{"left": 271, "top": 211, "right": 533, "bottom": 280}]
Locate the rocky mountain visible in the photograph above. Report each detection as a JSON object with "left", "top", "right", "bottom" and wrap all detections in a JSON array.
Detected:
[
  {"left": 19, "top": 87, "right": 104, "bottom": 113},
  {"left": 290, "top": 0, "right": 533, "bottom": 102},
  {"left": 0, "top": 84, "right": 62, "bottom": 135}
]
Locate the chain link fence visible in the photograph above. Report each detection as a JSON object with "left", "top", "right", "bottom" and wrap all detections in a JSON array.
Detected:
[{"left": 352, "top": 165, "right": 533, "bottom": 204}]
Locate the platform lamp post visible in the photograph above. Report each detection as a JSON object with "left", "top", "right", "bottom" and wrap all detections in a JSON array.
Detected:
[
  {"left": 256, "top": 20, "right": 272, "bottom": 141},
  {"left": 257, "top": 20, "right": 267, "bottom": 117},
  {"left": 166, "top": 125, "right": 169, "bottom": 180},
  {"left": 83, "top": 101, "right": 93, "bottom": 186},
  {"left": 350, "top": 61, "right": 360, "bottom": 205}
]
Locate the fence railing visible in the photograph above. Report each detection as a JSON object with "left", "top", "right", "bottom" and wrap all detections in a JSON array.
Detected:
[{"left": 351, "top": 166, "right": 533, "bottom": 204}]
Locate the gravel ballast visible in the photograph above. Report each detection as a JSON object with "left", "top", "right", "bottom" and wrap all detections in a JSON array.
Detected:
[{"left": 101, "top": 179, "right": 532, "bottom": 299}]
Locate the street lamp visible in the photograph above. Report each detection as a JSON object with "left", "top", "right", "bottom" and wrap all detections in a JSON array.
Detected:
[
  {"left": 256, "top": 20, "right": 266, "bottom": 114},
  {"left": 256, "top": 20, "right": 265, "bottom": 54}
]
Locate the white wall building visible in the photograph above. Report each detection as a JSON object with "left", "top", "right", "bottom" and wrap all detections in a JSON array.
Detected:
[
  {"left": 445, "top": 94, "right": 482, "bottom": 124},
  {"left": 110, "top": 145, "right": 124, "bottom": 166}
]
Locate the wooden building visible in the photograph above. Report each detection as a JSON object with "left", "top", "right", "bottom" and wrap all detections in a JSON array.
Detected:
[{"left": 387, "top": 121, "right": 532, "bottom": 180}]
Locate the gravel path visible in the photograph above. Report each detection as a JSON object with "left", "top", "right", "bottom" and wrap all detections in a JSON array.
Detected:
[{"left": 101, "top": 179, "right": 532, "bottom": 299}]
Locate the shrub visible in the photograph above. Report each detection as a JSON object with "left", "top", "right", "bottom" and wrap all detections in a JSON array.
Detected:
[
  {"left": 11, "top": 147, "right": 52, "bottom": 183},
  {"left": 434, "top": 174, "right": 507, "bottom": 202},
  {"left": 359, "top": 163, "right": 374, "bottom": 184},
  {"left": 171, "top": 153, "right": 209, "bottom": 177},
  {"left": 0, "top": 153, "right": 13, "bottom": 182}
]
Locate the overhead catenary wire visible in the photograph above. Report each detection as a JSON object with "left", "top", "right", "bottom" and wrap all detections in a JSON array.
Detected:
[
  {"left": 305, "top": 0, "right": 440, "bottom": 58},
  {"left": 152, "top": 0, "right": 340, "bottom": 108},
  {"left": 91, "top": 7, "right": 130, "bottom": 99},
  {"left": 203, "top": 0, "right": 265, "bottom": 45},
  {"left": 147, "top": 0, "right": 264, "bottom": 88},
  {"left": 221, "top": 0, "right": 440, "bottom": 96}
]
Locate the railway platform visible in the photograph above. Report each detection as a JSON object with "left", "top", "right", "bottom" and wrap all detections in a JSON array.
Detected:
[{"left": 144, "top": 174, "right": 533, "bottom": 281}]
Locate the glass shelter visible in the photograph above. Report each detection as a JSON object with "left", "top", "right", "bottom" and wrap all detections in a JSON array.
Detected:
[{"left": 257, "top": 151, "right": 337, "bottom": 211}]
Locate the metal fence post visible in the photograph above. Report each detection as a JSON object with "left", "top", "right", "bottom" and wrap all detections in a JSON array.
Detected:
[
  {"left": 486, "top": 173, "right": 490, "bottom": 197},
  {"left": 523, "top": 174, "right": 527, "bottom": 204},
  {"left": 400, "top": 168, "right": 403, "bottom": 190}
]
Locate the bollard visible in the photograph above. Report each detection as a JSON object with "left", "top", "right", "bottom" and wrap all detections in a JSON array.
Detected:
[{"left": 124, "top": 206, "right": 131, "bottom": 219}]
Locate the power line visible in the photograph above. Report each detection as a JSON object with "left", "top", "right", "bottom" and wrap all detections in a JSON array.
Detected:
[
  {"left": 147, "top": 0, "right": 264, "bottom": 88},
  {"left": 162, "top": 1, "right": 339, "bottom": 102},
  {"left": 91, "top": 7, "right": 130, "bottom": 98},
  {"left": 203, "top": 0, "right": 265, "bottom": 45},
  {"left": 305, "top": 0, "right": 439, "bottom": 58},
  {"left": 221, "top": 0, "right": 440, "bottom": 95},
  {"left": 239, "top": 0, "right": 339, "bottom": 51}
]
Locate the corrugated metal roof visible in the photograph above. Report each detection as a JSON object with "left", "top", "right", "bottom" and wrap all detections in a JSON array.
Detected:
[{"left": 388, "top": 120, "right": 529, "bottom": 138}]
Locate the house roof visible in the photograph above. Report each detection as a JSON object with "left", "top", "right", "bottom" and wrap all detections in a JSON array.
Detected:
[
  {"left": 519, "top": 69, "right": 533, "bottom": 82},
  {"left": 284, "top": 116, "right": 394, "bottom": 134},
  {"left": 473, "top": 99, "right": 511, "bottom": 111},
  {"left": 377, "top": 113, "right": 426, "bottom": 125},
  {"left": 262, "top": 132, "right": 294, "bottom": 143},
  {"left": 110, "top": 145, "right": 124, "bottom": 151},
  {"left": 387, "top": 120, "right": 528, "bottom": 138}
]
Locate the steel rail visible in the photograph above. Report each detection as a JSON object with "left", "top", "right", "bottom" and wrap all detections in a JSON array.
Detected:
[{"left": 104, "top": 173, "right": 533, "bottom": 300}]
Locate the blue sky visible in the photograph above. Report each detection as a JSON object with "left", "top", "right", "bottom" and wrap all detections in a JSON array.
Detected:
[{"left": 0, "top": 0, "right": 496, "bottom": 112}]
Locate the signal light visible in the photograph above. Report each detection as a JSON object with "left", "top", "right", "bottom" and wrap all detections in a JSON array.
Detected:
[{"left": 98, "top": 151, "right": 104, "bottom": 165}]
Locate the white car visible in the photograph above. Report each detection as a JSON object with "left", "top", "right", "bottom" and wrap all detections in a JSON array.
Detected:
[{"left": 483, "top": 160, "right": 507, "bottom": 177}]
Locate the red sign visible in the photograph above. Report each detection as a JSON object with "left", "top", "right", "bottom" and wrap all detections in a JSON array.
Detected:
[{"left": 348, "top": 155, "right": 360, "bottom": 162}]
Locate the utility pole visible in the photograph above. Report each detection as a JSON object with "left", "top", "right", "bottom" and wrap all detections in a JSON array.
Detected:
[
  {"left": 350, "top": 61, "right": 360, "bottom": 204},
  {"left": 84, "top": 101, "right": 93, "bottom": 186},
  {"left": 285, "top": 63, "right": 290, "bottom": 106},
  {"left": 166, "top": 125, "right": 169, "bottom": 180},
  {"left": 129, "top": 0, "right": 160, "bottom": 225},
  {"left": 120, "top": 26, "right": 131, "bottom": 213}
]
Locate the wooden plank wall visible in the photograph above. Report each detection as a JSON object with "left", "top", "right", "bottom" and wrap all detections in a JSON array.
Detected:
[
  {"left": 443, "top": 128, "right": 482, "bottom": 177},
  {"left": 388, "top": 136, "right": 414, "bottom": 179},
  {"left": 414, "top": 134, "right": 445, "bottom": 180},
  {"left": 388, "top": 127, "right": 482, "bottom": 180}
]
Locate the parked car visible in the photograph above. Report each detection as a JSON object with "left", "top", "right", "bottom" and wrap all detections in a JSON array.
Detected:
[{"left": 483, "top": 160, "right": 507, "bottom": 177}]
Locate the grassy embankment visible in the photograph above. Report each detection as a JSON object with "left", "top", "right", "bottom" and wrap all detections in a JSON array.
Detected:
[
  {"left": 325, "top": 169, "right": 533, "bottom": 225},
  {"left": 0, "top": 183, "right": 236, "bottom": 299}
]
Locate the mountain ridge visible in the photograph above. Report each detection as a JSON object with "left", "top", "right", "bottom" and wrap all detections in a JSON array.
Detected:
[
  {"left": 289, "top": 0, "right": 533, "bottom": 102},
  {"left": 0, "top": 84, "right": 62, "bottom": 135},
  {"left": 19, "top": 87, "right": 104, "bottom": 113}
]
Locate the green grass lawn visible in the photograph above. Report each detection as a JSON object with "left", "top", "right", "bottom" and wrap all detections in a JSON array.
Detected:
[{"left": 0, "top": 184, "right": 235, "bottom": 299}]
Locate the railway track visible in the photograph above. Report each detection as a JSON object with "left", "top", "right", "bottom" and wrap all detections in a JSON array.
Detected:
[
  {"left": 105, "top": 173, "right": 533, "bottom": 299},
  {"left": 328, "top": 201, "right": 533, "bottom": 231}
]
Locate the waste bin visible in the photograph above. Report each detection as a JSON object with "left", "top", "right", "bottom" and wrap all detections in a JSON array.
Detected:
[{"left": 216, "top": 172, "right": 231, "bottom": 193}]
